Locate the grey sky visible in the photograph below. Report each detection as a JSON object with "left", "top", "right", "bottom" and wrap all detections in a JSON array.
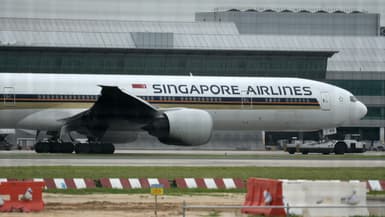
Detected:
[{"left": 1, "top": 0, "right": 384, "bottom": 25}]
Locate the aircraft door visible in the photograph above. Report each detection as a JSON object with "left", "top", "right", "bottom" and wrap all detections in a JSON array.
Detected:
[
  {"left": 320, "top": 91, "right": 330, "bottom": 111},
  {"left": 3, "top": 87, "right": 15, "bottom": 106}
]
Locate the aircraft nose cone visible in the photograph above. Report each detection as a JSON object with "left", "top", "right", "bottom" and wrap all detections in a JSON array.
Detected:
[
  {"left": 359, "top": 101, "right": 367, "bottom": 119},
  {"left": 356, "top": 101, "right": 367, "bottom": 120},
  {"left": 349, "top": 101, "right": 367, "bottom": 123}
]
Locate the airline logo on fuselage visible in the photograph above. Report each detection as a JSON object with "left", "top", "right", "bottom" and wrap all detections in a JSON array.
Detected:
[{"left": 152, "top": 84, "right": 312, "bottom": 96}]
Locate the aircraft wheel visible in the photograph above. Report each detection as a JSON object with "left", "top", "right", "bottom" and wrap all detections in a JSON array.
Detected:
[
  {"left": 75, "top": 143, "right": 91, "bottom": 154},
  {"left": 34, "top": 142, "right": 50, "bottom": 153},
  {"left": 74, "top": 143, "right": 81, "bottom": 154},
  {"left": 75, "top": 143, "right": 114, "bottom": 154},
  {"left": 61, "top": 142, "right": 74, "bottom": 153},
  {"left": 288, "top": 149, "right": 295, "bottom": 154},
  {"left": 50, "top": 142, "right": 73, "bottom": 153},
  {"left": 91, "top": 143, "right": 103, "bottom": 154},
  {"left": 334, "top": 142, "right": 347, "bottom": 155},
  {"left": 50, "top": 142, "right": 60, "bottom": 153},
  {"left": 102, "top": 143, "right": 115, "bottom": 154}
]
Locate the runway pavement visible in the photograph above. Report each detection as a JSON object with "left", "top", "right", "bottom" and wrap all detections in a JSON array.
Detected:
[{"left": 0, "top": 150, "right": 384, "bottom": 167}]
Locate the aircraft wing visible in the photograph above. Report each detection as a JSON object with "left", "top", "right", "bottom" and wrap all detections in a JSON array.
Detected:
[{"left": 63, "top": 86, "right": 159, "bottom": 140}]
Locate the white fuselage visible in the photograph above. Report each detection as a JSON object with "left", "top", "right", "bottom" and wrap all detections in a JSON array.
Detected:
[{"left": 0, "top": 73, "right": 366, "bottom": 132}]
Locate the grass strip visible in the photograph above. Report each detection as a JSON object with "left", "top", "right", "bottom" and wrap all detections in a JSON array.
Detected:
[
  {"left": 1, "top": 153, "right": 384, "bottom": 160},
  {"left": 1, "top": 166, "right": 384, "bottom": 180}
]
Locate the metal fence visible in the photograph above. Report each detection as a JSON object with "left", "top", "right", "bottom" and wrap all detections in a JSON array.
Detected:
[{"left": 181, "top": 202, "right": 385, "bottom": 217}]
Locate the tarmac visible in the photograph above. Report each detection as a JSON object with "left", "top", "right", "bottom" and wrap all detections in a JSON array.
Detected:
[{"left": 0, "top": 150, "right": 384, "bottom": 167}]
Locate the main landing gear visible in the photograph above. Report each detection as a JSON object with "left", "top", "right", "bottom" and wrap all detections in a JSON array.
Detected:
[
  {"left": 34, "top": 141, "right": 115, "bottom": 154},
  {"left": 34, "top": 130, "right": 115, "bottom": 154},
  {"left": 74, "top": 142, "right": 115, "bottom": 154},
  {"left": 34, "top": 141, "right": 74, "bottom": 153}
]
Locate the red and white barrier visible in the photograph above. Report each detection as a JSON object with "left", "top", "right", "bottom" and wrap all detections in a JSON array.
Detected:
[
  {"left": 43, "top": 178, "right": 95, "bottom": 189},
  {"left": 367, "top": 180, "right": 385, "bottom": 191},
  {"left": 0, "top": 178, "right": 17, "bottom": 183},
  {"left": 175, "top": 178, "right": 244, "bottom": 189},
  {"left": 128, "top": 178, "right": 141, "bottom": 189},
  {"left": 0, "top": 181, "right": 45, "bottom": 212},
  {"left": 1, "top": 178, "right": 385, "bottom": 191},
  {"left": 99, "top": 178, "right": 170, "bottom": 189}
]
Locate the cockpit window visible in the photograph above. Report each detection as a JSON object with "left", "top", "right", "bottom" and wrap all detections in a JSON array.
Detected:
[{"left": 350, "top": 96, "right": 357, "bottom": 102}]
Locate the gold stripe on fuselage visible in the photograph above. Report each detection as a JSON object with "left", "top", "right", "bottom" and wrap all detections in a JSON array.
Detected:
[
  {"left": 0, "top": 102, "right": 94, "bottom": 110},
  {"left": 155, "top": 103, "right": 320, "bottom": 110},
  {"left": 0, "top": 101, "right": 320, "bottom": 110}
]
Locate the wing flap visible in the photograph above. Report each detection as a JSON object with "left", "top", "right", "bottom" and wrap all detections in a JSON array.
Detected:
[{"left": 64, "top": 86, "right": 158, "bottom": 139}]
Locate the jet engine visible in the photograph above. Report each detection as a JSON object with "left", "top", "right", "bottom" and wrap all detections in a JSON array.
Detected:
[{"left": 145, "top": 108, "right": 213, "bottom": 146}]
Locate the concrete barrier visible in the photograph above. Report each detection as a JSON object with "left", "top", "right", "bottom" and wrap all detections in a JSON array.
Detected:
[{"left": 283, "top": 180, "right": 369, "bottom": 217}]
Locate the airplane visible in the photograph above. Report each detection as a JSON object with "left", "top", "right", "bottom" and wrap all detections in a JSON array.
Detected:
[{"left": 0, "top": 73, "right": 367, "bottom": 154}]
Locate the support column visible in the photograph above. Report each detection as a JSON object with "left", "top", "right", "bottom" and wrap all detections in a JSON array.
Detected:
[
  {"left": 380, "top": 127, "right": 385, "bottom": 143},
  {"left": 261, "top": 131, "right": 265, "bottom": 146}
]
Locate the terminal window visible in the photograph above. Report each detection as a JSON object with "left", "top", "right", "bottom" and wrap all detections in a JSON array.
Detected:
[{"left": 0, "top": 49, "right": 327, "bottom": 79}]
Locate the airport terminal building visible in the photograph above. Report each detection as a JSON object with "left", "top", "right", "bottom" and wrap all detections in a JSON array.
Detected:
[{"left": 1, "top": 8, "right": 385, "bottom": 149}]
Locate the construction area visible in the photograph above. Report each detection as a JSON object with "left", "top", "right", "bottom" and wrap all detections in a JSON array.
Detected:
[
  {"left": 0, "top": 193, "right": 244, "bottom": 217},
  {"left": 0, "top": 178, "right": 384, "bottom": 216}
]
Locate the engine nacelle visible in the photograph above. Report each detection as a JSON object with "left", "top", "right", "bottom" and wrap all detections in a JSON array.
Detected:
[{"left": 146, "top": 109, "right": 213, "bottom": 146}]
